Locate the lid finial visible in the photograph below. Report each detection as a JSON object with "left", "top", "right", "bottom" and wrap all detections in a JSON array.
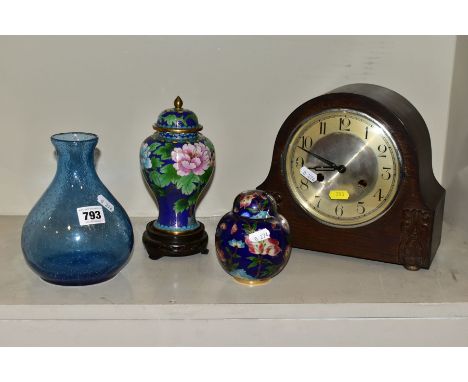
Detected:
[{"left": 174, "top": 96, "right": 183, "bottom": 111}]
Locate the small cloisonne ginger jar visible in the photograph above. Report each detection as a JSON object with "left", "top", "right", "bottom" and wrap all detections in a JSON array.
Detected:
[
  {"left": 140, "top": 97, "right": 215, "bottom": 259},
  {"left": 215, "top": 190, "right": 291, "bottom": 286}
]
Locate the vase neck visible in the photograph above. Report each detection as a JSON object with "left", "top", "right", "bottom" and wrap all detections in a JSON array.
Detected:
[{"left": 51, "top": 133, "right": 98, "bottom": 179}]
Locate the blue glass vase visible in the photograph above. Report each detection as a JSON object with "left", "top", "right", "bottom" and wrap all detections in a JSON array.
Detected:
[{"left": 21, "top": 132, "right": 134, "bottom": 286}]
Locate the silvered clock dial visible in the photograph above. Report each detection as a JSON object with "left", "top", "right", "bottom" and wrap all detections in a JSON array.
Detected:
[{"left": 284, "top": 109, "right": 401, "bottom": 227}]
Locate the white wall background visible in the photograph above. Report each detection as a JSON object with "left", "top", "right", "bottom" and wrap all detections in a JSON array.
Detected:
[
  {"left": 443, "top": 36, "right": 468, "bottom": 228},
  {"left": 0, "top": 36, "right": 456, "bottom": 217}
]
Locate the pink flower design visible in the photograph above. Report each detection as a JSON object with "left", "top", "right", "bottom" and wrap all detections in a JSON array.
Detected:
[
  {"left": 244, "top": 236, "right": 281, "bottom": 257},
  {"left": 239, "top": 194, "right": 256, "bottom": 208},
  {"left": 239, "top": 191, "right": 267, "bottom": 208},
  {"left": 230, "top": 224, "right": 238, "bottom": 235},
  {"left": 171, "top": 142, "right": 211, "bottom": 176}
]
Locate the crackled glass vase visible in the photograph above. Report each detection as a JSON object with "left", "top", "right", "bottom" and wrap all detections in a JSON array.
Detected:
[{"left": 21, "top": 132, "right": 134, "bottom": 286}]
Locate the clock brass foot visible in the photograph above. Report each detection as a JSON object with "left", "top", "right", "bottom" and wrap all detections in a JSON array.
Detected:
[{"left": 142, "top": 220, "right": 209, "bottom": 259}]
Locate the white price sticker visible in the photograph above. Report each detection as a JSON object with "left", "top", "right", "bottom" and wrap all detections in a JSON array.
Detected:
[
  {"left": 300, "top": 166, "right": 317, "bottom": 183},
  {"left": 97, "top": 194, "right": 114, "bottom": 212},
  {"left": 248, "top": 228, "right": 271, "bottom": 243},
  {"left": 76, "top": 206, "right": 106, "bottom": 226}
]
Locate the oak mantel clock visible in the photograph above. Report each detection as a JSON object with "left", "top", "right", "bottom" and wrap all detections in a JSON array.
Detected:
[{"left": 258, "top": 83, "right": 445, "bottom": 270}]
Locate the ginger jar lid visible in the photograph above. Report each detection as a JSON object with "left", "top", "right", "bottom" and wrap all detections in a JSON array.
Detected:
[
  {"left": 153, "top": 96, "right": 202, "bottom": 133},
  {"left": 232, "top": 190, "right": 278, "bottom": 219}
]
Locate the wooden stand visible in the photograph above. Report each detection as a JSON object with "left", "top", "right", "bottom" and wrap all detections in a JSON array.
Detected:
[{"left": 142, "top": 221, "right": 209, "bottom": 260}]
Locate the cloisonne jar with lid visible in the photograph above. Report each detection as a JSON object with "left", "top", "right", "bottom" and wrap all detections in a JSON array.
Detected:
[
  {"left": 140, "top": 97, "right": 215, "bottom": 259},
  {"left": 215, "top": 190, "right": 291, "bottom": 286}
]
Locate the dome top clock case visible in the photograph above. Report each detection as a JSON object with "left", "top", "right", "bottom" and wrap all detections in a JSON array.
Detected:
[{"left": 258, "top": 83, "right": 445, "bottom": 270}]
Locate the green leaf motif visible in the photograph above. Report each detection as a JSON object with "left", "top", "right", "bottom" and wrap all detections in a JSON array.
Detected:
[
  {"left": 261, "top": 264, "right": 280, "bottom": 278},
  {"left": 162, "top": 115, "right": 186, "bottom": 127},
  {"left": 247, "top": 261, "right": 258, "bottom": 269},
  {"left": 199, "top": 166, "right": 213, "bottom": 185},
  {"left": 261, "top": 263, "right": 280, "bottom": 278},
  {"left": 202, "top": 138, "right": 215, "bottom": 153},
  {"left": 159, "top": 164, "right": 179, "bottom": 187},
  {"left": 155, "top": 143, "right": 173, "bottom": 160},
  {"left": 176, "top": 173, "right": 199, "bottom": 195},
  {"left": 149, "top": 171, "right": 162, "bottom": 188},
  {"left": 188, "top": 192, "right": 199, "bottom": 206},
  {"left": 174, "top": 199, "right": 189, "bottom": 213},
  {"left": 151, "top": 157, "right": 163, "bottom": 169},
  {"left": 242, "top": 222, "right": 257, "bottom": 235},
  {"left": 148, "top": 142, "right": 161, "bottom": 151},
  {"left": 152, "top": 186, "right": 167, "bottom": 197}
]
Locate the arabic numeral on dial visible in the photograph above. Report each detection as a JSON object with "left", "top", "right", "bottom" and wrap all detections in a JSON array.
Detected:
[
  {"left": 299, "top": 178, "right": 309, "bottom": 190},
  {"left": 315, "top": 196, "right": 321, "bottom": 209},
  {"left": 377, "top": 144, "right": 387, "bottom": 158},
  {"left": 382, "top": 167, "right": 392, "bottom": 180},
  {"left": 357, "top": 201, "right": 366, "bottom": 214},
  {"left": 298, "top": 135, "right": 313, "bottom": 150},
  {"left": 373, "top": 188, "right": 384, "bottom": 201},
  {"left": 335, "top": 204, "right": 344, "bottom": 217},
  {"left": 295, "top": 156, "right": 305, "bottom": 168}
]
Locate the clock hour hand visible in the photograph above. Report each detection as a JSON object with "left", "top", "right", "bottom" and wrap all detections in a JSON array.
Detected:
[
  {"left": 298, "top": 146, "right": 346, "bottom": 173},
  {"left": 308, "top": 165, "right": 336, "bottom": 172}
]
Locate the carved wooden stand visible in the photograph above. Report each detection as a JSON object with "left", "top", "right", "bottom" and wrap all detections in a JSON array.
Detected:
[{"left": 142, "top": 221, "right": 209, "bottom": 260}]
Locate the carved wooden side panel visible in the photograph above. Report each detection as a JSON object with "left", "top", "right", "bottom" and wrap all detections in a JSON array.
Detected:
[{"left": 398, "top": 209, "right": 431, "bottom": 269}]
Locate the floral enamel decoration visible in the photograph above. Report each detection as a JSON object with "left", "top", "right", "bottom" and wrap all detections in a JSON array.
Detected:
[
  {"left": 230, "top": 224, "right": 238, "bottom": 235},
  {"left": 172, "top": 142, "right": 211, "bottom": 176},
  {"left": 140, "top": 143, "right": 152, "bottom": 169},
  {"left": 239, "top": 194, "right": 256, "bottom": 208},
  {"left": 244, "top": 236, "right": 281, "bottom": 257},
  {"left": 141, "top": 139, "right": 214, "bottom": 215},
  {"left": 228, "top": 239, "right": 245, "bottom": 248},
  {"left": 215, "top": 190, "right": 291, "bottom": 286},
  {"left": 140, "top": 97, "right": 214, "bottom": 259}
]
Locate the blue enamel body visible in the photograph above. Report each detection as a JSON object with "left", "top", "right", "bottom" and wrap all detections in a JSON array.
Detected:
[
  {"left": 215, "top": 190, "right": 291, "bottom": 284},
  {"left": 156, "top": 108, "right": 200, "bottom": 130},
  {"left": 140, "top": 99, "right": 215, "bottom": 233}
]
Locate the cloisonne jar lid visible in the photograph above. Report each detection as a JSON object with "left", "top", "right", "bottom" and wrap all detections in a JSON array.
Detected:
[
  {"left": 153, "top": 96, "right": 203, "bottom": 133},
  {"left": 232, "top": 190, "right": 278, "bottom": 219}
]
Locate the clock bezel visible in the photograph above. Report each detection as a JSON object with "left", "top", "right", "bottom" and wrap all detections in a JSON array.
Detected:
[{"left": 282, "top": 108, "right": 403, "bottom": 228}]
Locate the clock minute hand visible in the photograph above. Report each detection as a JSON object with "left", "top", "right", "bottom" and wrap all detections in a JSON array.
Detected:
[{"left": 298, "top": 146, "right": 346, "bottom": 173}]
